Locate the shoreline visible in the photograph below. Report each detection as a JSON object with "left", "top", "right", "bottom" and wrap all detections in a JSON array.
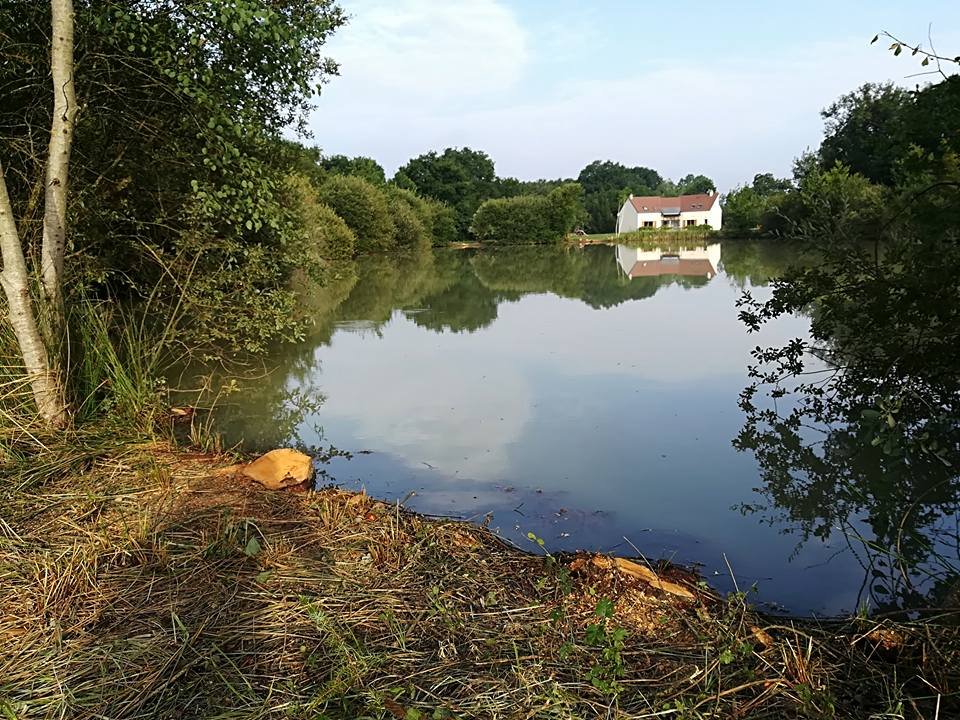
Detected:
[{"left": 2, "top": 440, "right": 958, "bottom": 718}]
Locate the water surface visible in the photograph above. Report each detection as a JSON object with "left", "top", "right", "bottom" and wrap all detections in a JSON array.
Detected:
[{"left": 210, "top": 242, "right": 958, "bottom": 615}]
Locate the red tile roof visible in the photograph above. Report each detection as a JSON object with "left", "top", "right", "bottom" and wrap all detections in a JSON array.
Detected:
[
  {"left": 628, "top": 258, "right": 716, "bottom": 278},
  {"left": 629, "top": 193, "right": 718, "bottom": 214}
]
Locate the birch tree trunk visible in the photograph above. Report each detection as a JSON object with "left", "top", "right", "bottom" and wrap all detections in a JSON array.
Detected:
[
  {"left": 40, "top": 0, "right": 77, "bottom": 308},
  {"left": 0, "top": 161, "right": 67, "bottom": 427}
]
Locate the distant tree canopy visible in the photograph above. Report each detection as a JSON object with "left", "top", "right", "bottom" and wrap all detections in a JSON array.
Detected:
[
  {"left": 320, "top": 154, "right": 386, "bottom": 185},
  {"left": 576, "top": 161, "right": 662, "bottom": 233},
  {"left": 396, "top": 148, "right": 497, "bottom": 234},
  {"left": 389, "top": 152, "right": 719, "bottom": 238},
  {"left": 470, "top": 183, "right": 585, "bottom": 245},
  {"left": 722, "top": 173, "right": 795, "bottom": 236}
]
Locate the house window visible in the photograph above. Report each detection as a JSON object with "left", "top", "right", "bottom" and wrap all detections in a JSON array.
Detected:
[
  {"left": 686, "top": 219, "right": 696, "bottom": 227},
  {"left": 643, "top": 221, "right": 654, "bottom": 228}
]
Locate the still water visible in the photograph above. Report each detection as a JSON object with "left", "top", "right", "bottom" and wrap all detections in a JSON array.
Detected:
[{"left": 211, "top": 242, "right": 958, "bottom": 615}]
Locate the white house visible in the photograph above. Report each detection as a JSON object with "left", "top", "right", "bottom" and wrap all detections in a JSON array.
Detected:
[
  {"left": 615, "top": 191, "right": 722, "bottom": 234},
  {"left": 615, "top": 243, "right": 721, "bottom": 280}
]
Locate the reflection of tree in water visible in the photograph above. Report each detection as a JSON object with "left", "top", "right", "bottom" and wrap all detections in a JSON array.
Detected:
[
  {"left": 720, "top": 241, "right": 812, "bottom": 287},
  {"left": 736, "top": 236, "right": 960, "bottom": 612},
  {"left": 737, "top": 420, "right": 960, "bottom": 612},
  {"left": 212, "top": 242, "right": 751, "bottom": 447},
  {"left": 470, "top": 244, "right": 710, "bottom": 311},
  {"left": 409, "top": 253, "right": 504, "bottom": 333}
]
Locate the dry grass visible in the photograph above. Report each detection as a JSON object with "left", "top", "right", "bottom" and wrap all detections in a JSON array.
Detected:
[{"left": 1, "top": 442, "right": 959, "bottom": 719}]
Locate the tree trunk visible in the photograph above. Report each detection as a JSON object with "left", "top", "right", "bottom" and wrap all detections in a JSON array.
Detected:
[
  {"left": 0, "top": 161, "right": 67, "bottom": 428},
  {"left": 40, "top": 0, "right": 77, "bottom": 309}
]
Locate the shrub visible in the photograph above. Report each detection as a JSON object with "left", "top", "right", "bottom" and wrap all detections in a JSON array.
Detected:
[
  {"left": 386, "top": 185, "right": 459, "bottom": 247},
  {"left": 285, "top": 174, "right": 356, "bottom": 262},
  {"left": 425, "top": 198, "right": 459, "bottom": 245},
  {"left": 318, "top": 175, "right": 395, "bottom": 253},
  {"left": 470, "top": 183, "right": 585, "bottom": 244},
  {"left": 794, "top": 163, "right": 885, "bottom": 241},
  {"left": 388, "top": 195, "right": 430, "bottom": 252}
]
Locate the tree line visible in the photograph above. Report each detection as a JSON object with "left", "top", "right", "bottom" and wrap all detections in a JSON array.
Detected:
[
  {"left": 299, "top": 146, "right": 718, "bottom": 239},
  {"left": 722, "top": 76, "right": 959, "bottom": 239}
]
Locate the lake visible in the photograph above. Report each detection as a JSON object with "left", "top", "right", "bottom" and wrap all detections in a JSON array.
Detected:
[{"left": 208, "top": 241, "right": 958, "bottom": 616}]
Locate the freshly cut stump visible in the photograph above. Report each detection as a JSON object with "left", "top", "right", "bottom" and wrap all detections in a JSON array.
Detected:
[{"left": 241, "top": 449, "right": 314, "bottom": 490}]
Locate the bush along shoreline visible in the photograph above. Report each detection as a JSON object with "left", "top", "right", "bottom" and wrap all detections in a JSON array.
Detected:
[{"left": 1, "top": 439, "right": 958, "bottom": 719}]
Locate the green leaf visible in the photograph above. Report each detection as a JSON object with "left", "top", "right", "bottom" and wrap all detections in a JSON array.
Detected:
[
  {"left": 244, "top": 537, "right": 261, "bottom": 557},
  {"left": 595, "top": 597, "right": 615, "bottom": 618},
  {"left": 256, "top": 570, "right": 273, "bottom": 583},
  {"left": 921, "top": 57, "right": 930, "bottom": 67}
]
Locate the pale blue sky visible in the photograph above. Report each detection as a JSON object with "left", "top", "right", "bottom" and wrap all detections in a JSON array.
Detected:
[{"left": 307, "top": 1, "right": 960, "bottom": 190}]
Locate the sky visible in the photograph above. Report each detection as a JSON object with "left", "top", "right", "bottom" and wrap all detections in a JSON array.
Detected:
[{"left": 306, "top": 1, "right": 960, "bottom": 191}]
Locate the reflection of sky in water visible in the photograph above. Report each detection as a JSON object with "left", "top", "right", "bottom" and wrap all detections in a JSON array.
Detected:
[{"left": 214, "top": 243, "right": 948, "bottom": 616}]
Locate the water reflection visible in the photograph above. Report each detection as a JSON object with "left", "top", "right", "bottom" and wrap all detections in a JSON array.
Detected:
[
  {"left": 615, "top": 243, "right": 720, "bottom": 280},
  {"left": 201, "top": 241, "right": 958, "bottom": 614}
]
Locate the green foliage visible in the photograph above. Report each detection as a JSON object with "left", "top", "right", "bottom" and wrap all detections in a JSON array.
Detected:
[
  {"left": 736, "top": 146, "right": 960, "bottom": 610},
  {"left": 318, "top": 175, "right": 396, "bottom": 254},
  {"left": 819, "top": 83, "right": 913, "bottom": 186},
  {"left": 722, "top": 173, "right": 794, "bottom": 237},
  {"left": 1, "top": 0, "right": 348, "bottom": 356},
  {"left": 320, "top": 154, "right": 386, "bottom": 185},
  {"left": 470, "top": 183, "right": 585, "bottom": 245},
  {"left": 584, "top": 597, "right": 627, "bottom": 695},
  {"left": 674, "top": 173, "right": 716, "bottom": 195},
  {"left": 817, "top": 78, "right": 960, "bottom": 188},
  {"left": 424, "top": 199, "right": 459, "bottom": 246},
  {"left": 577, "top": 161, "right": 663, "bottom": 233},
  {"left": 792, "top": 163, "right": 885, "bottom": 242},
  {"left": 285, "top": 174, "right": 356, "bottom": 263},
  {"left": 397, "top": 148, "right": 497, "bottom": 235},
  {"left": 387, "top": 194, "right": 430, "bottom": 252}
]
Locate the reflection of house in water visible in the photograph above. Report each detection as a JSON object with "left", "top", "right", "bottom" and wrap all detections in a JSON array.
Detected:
[{"left": 615, "top": 243, "right": 721, "bottom": 280}]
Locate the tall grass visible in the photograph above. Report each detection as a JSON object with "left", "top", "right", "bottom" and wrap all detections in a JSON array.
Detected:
[
  {"left": 68, "top": 295, "right": 179, "bottom": 426},
  {"left": 1, "top": 278, "right": 191, "bottom": 488}
]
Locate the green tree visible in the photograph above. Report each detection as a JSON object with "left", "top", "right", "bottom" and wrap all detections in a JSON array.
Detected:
[
  {"left": 576, "top": 161, "right": 662, "bottom": 233},
  {"left": 2, "top": 0, "right": 348, "bottom": 364},
  {"left": 722, "top": 173, "right": 795, "bottom": 237},
  {"left": 675, "top": 173, "right": 716, "bottom": 195},
  {"left": 397, "top": 148, "right": 497, "bottom": 235},
  {"left": 318, "top": 175, "right": 395, "bottom": 254},
  {"left": 818, "top": 83, "right": 912, "bottom": 186},
  {"left": 470, "top": 183, "right": 584, "bottom": 244},
  {"left": 320, "top": 154, "right": 386, "bottom": 185}
]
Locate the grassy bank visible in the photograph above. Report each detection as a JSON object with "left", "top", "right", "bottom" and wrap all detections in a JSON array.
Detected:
[
  {"left": 2, "top": 439, "right": 958, "bottom": 719},
  {"left": 567, "top": 228, "right": 719, "bottom": 246}
]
